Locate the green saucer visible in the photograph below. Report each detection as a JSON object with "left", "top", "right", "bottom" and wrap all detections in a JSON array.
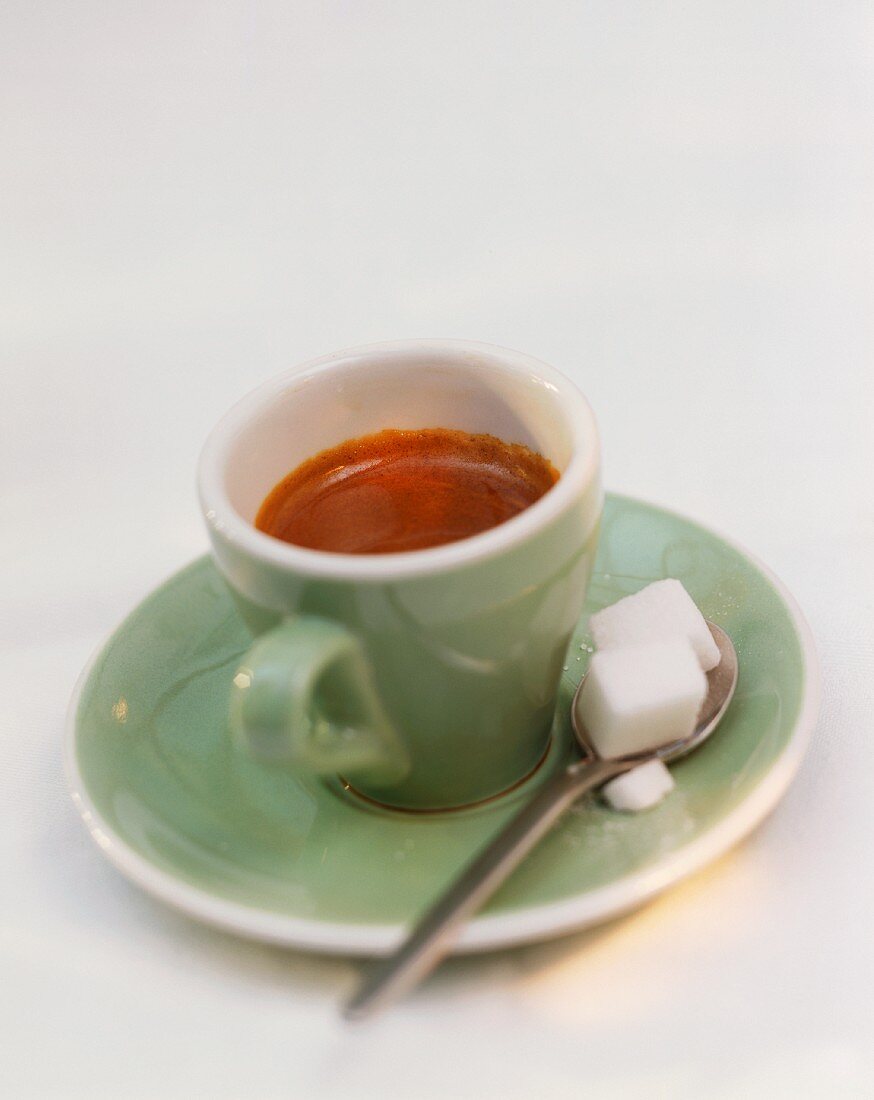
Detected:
[{"left": 66, "top": 494, "right": 818, "bottom": 955}]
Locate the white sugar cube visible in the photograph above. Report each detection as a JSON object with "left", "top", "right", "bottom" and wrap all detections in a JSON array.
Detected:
[
  {"left": 602, "top": 760, "right": 675, "bottom": 812},
  {"left": 589, "top": 578, "right": 720, "bottom": 671},
  {"left": 576, "top": 639, "right": 707, "bottom": 759}
]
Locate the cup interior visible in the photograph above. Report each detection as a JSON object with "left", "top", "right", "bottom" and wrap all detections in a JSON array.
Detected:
[{"left": 219, "top": 345, "right": 583, "bottom": 525}]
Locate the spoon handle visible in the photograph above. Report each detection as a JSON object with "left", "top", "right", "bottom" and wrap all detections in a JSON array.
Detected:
[{"left": 344, "top": 756, "right": 627, "bottom": 1021}]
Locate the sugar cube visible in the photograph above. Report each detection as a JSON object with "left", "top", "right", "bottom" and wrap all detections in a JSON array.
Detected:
[
  {"left": 575, "top": 639, "right": 707, "bottom": 759},
  {"left": 588, "top": 578, "right": 720, "bottom": 671},
  {"left": 602, "top": 759, "right": 675, "bottom": 812}
]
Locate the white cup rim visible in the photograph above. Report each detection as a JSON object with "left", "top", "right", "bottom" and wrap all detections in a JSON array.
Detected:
[{"left": 197, "top": 339, "right": 600, "bottom": 581}]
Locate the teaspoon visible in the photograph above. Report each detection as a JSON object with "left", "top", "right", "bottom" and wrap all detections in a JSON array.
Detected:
[{"left": 345, "top": 621, "right": 738, "bottom": 1021}]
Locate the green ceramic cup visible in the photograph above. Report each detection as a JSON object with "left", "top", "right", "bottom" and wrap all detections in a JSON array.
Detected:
[{"left": 198, "top": 340, "right": 602, "bottom": 810}]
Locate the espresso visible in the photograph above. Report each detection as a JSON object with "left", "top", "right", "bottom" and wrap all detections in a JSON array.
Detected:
[{"left": 255, "top": 428, "right": 559, "bottom": 554}]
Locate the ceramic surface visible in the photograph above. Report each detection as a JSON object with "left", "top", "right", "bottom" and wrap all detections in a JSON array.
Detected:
[{"left": 66, "top": 494, "right": 818, "bottom": 955}]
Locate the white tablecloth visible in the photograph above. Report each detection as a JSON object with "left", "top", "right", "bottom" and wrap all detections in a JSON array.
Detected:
[{"left": 3, "top": 4, "right": 872, "bottom": 1097}]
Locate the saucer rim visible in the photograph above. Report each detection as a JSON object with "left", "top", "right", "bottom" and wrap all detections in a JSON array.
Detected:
[{"left": 64, "top": 493, "right": 820, "bottom": 956}]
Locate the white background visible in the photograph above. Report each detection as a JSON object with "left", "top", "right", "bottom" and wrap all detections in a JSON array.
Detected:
[{"left": 2, "top": 3, "right": 873, "bottom": 1097}]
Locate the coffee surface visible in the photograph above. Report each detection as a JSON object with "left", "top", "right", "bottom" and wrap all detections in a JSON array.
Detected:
[{"left": 255, "top": 428, "right": 559, "bottom": 554}]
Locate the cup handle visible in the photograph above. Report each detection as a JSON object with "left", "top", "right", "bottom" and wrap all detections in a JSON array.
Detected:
[{"left": 229, "top": 616, "right": 408, "bottom": 784}]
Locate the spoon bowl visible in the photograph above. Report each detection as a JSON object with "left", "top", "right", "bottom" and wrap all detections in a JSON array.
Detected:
[{"left": 571, "top": 621, "right": 739, "bottom": 770}]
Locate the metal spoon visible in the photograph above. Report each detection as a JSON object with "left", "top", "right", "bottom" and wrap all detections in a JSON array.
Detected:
[{"left": 344, "top": 622, "right": 738, "bottom": 1021}]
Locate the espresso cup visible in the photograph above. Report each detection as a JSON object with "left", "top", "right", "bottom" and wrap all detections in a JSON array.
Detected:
[{"left": 198, "top": 340, "right": 601, "bottom": 810}]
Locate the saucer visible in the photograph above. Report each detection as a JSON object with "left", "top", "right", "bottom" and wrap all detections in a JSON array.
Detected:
[{"left": 66, "top": 494, "right": 819, "bottom": 955}]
